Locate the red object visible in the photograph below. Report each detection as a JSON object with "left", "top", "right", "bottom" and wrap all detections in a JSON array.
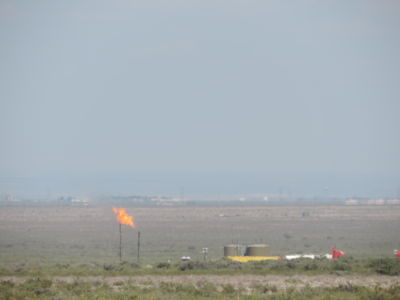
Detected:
[
  {"left": 395, "top": 251, "right": 400, "bottom": 258},
  {"left": 332, "top": 247, "right": 345, "bottom": 260}
]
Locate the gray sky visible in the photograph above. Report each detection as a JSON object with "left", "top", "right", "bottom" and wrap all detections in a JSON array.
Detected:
[{"left": 1, "top": 0, "right": 399, "bottom": 196}]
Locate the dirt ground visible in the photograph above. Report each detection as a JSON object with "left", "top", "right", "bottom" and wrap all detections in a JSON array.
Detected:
[{"left": 1, "top": 274, "right": 400, "bottom": 290}]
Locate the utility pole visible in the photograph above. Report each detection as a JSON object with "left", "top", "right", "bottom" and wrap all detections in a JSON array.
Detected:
[
  {"left": 202, "top": 247, "right": 208, "bottom": 262},
  {"left": 119, "top": 223, "right": 122, "bottom": 261},
  {"left": 137, "top": 231, "right": 141, "bottom": 263}
]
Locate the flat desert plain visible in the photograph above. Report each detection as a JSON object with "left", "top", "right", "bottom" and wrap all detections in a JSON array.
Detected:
[{"left": 0, "top": 205, "right": 399, "bottom": 264}]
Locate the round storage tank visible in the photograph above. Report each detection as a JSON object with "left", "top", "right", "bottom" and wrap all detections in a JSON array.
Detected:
[
  {"left": 245, "top": 244, "right": 270, "bottom": 256},
  {"left": 224, "top": 244, "right": 242, "bottom": 257}
]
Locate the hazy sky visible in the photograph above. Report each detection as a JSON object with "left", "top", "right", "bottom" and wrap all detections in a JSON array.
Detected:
[{"left": 1, "top": 1, "right": 399, "bottom": 196}]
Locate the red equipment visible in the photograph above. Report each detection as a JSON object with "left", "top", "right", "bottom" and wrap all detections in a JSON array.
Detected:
[
  {"left": 395, "top": 250, "right": 400, "bottom": 258},
  {"left": 332, "top": 247, "right": 345, "bottom": 260}
]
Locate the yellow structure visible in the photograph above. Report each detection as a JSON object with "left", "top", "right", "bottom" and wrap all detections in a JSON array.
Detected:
[{"left": 228, "top": 256, "right": 281, "bottom": 262}]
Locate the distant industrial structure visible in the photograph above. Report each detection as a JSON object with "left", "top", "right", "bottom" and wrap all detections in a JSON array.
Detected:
[
  {"left": 0, "top": 192, "right": 399, "bottom": 207},
  {"left": 345, "top": 198, "right": 400, "bottom": 206},
  {"left": 224, "top": 244, "right": 281, "bottom": 262},
  {"left": 224, "top": 244, "right": 346, "bottom": 262}
]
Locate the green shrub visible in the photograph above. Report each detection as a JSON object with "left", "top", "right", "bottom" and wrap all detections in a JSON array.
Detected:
[
  {"left": 368, "top": 258, "right": 400, "bottom": 275},
  {"left": 19, "top": 278, "right": 53, "bottom": 297},
  {"left": 57, "top": 280, "right": 94, "bottom": 296},
  {"left": 179, "top": 261, "right": 208, "bottom": 271},
  {"left": 303, "top": 262, "right": 318, "bottom": 271},
  {"left": 332, "top": 261, "right": 352, "bottom": 271},
  {"left": 196, "top": 281, "right": 218, "bottom": 297},
  {"left": 103, "top": 263, "right": 123, "bottom": 271},
  {"left": 179, "top": 261, "right": 194, "bottom": 271},
  {"left": 252, "top": 283, "right": 278, "bottom": 294},
  {"left": 55, "top": 263, "right": 70, "bottom": 269},
  {"left": 214, "top": 259, "right": 243, "bottom": 270},
  {"left": 156, "top": 262, "right": 170, "bottom": 269},
  {"left": 0, "top": 281, "right": 15, "bottom": 300},
  {"left": 221, "top": 283, "right": 235, "bottom": 294},
  {"left": 129, "top": 262, "right": 141, "bottom": 268}
]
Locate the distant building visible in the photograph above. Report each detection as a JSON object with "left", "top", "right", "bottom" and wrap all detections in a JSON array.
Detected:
[
  {"left": 345, "top": 199, "right": 359, "bottom": 205},
  {"left": 367, "top": 199, "right": 385, "bottom": 205},
  {"left": 71, "top": 197, "right": 89, "bottom": 206}
]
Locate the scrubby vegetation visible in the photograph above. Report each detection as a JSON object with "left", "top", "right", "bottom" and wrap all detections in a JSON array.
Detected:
[
  {"left": 1, "top": 277, "right": 400, "bottom": 300},
  {"left": 1, "top": 257, "right": 400, "bottom": 276},
  {"left": 367, "top": 258, "right": 400, "bottom": 276}
]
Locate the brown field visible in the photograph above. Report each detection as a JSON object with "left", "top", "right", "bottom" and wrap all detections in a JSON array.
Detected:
[{"left": 0, "top": 205, "right": 399, "bottom": 264}]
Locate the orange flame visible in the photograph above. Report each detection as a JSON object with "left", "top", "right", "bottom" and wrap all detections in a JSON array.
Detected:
[{"left": 112, "top": 207, "right": 136, "bottom": 228}]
